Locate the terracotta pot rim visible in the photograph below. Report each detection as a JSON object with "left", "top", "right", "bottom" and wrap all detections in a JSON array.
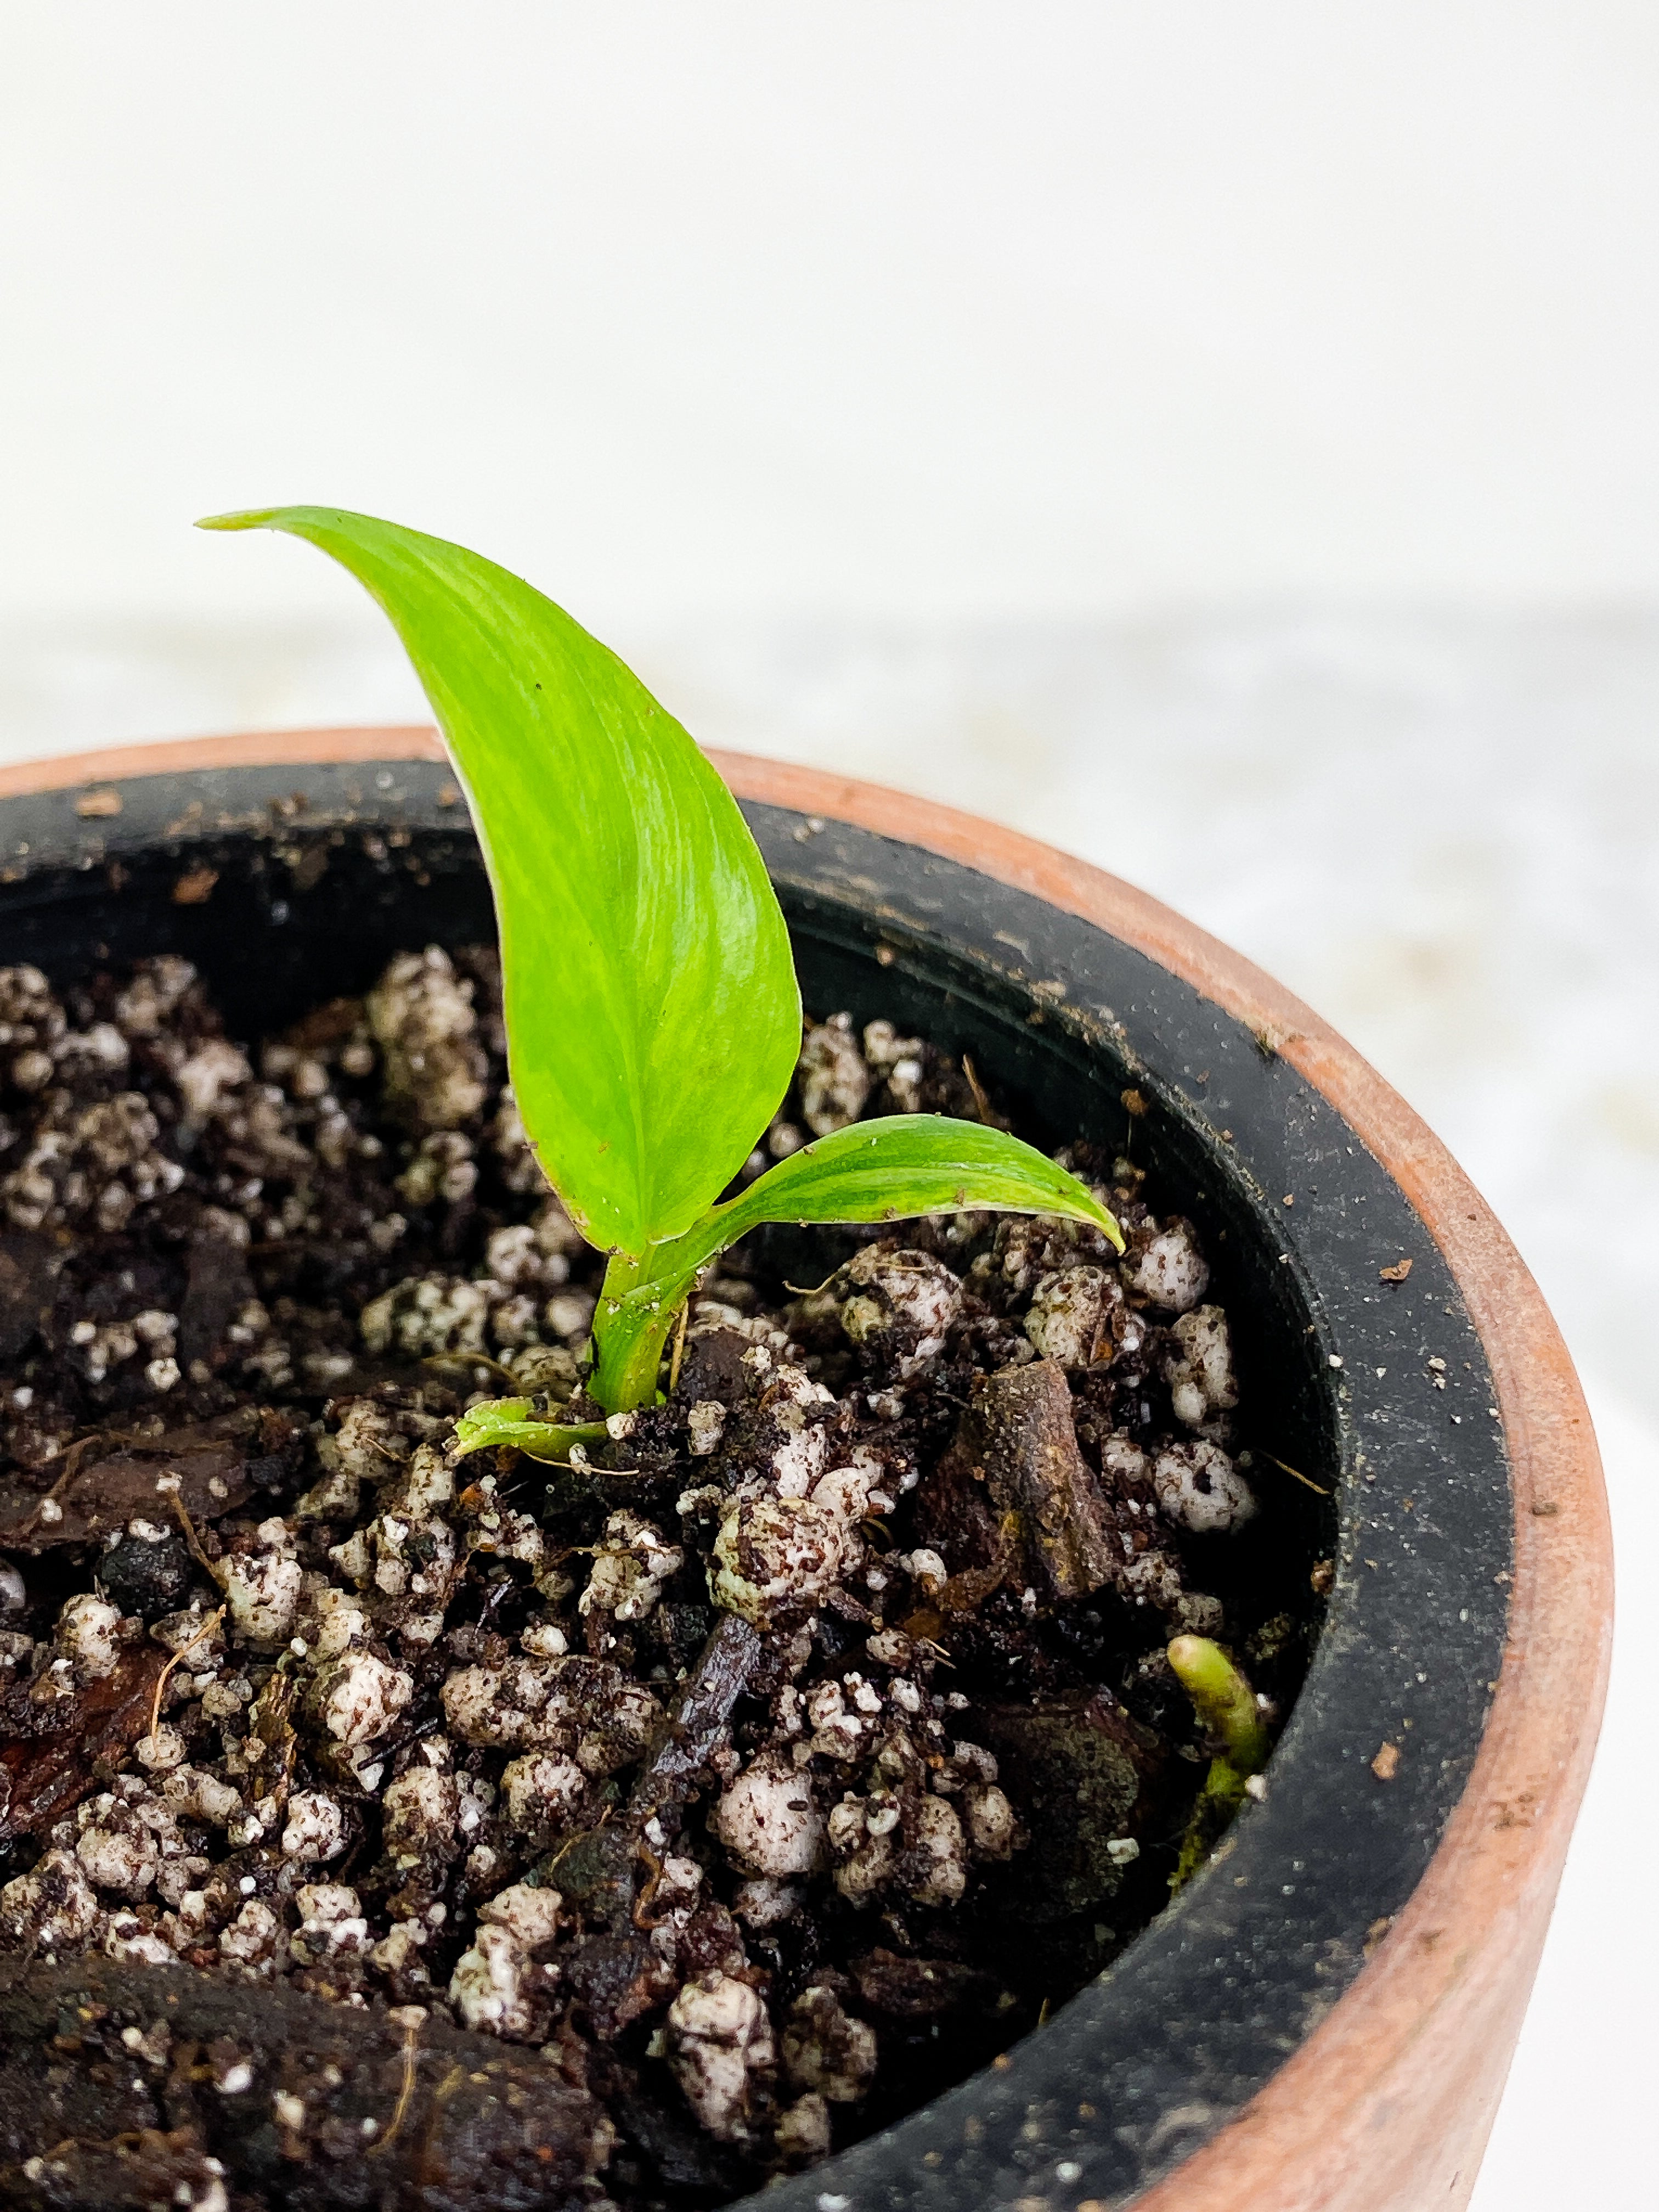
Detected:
[{"left": 0, "top": 726, "right": 1611, "bottom": 2210}]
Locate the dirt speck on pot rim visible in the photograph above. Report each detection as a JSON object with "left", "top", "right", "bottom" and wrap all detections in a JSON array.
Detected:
[{"left": 0, "top": 946, "right": 1318, "bottom": 2208}]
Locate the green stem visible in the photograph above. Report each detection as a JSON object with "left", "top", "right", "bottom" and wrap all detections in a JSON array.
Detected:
[
  {"left": 1171, "top": 1761, "right": 1249, "bottom": 1891},
  {"left": 587, "top": 1247, "right": 687, "bottom": 1414}
]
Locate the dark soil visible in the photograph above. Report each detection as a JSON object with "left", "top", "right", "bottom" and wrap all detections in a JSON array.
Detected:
[{"left": 0, "top": 949, "right": 1319, "bottom": 2212}]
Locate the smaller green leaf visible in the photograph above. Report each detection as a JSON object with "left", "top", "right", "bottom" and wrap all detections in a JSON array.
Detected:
[
  {"left": 589, "top": 1116, "right": 1121, "bottom": 1412},
  {"left": 725, "top": 1113, "right": 1119, "bottom": 1243},
  {"left": 453, "top": 1398, "right": 608, "bottom": 1463},
  {"left": 648, "top": 1114, "right": 1118, "bottom": 1307}
]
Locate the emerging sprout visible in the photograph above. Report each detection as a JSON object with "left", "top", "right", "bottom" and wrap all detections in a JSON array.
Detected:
[
  {"left": 1166, "top": 1633, "right": 1272, "bottom": 1889},
  {"left": 202, "top": 506, "right": 1121, "bottom": 1415}
]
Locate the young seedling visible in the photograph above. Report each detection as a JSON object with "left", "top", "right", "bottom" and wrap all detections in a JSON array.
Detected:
[
  {"left": 201, "top": 506, "right": 1121, "bottom": 1425},
  {"left": 1166, "top": 1632, "right": 1272, "bottom": 1888}
]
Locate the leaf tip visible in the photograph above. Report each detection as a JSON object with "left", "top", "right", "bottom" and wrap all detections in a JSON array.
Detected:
[
  {"left": 1068, "top": 1181, "right": 1126, "bottom": 1253},
  {"left": 194, "top": 507, "right": 279, "bottom": 534}
]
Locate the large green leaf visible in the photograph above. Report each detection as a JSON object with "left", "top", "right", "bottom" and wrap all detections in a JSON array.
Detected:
[
  {"left": 589, "top": 1114, "right": 1125, "bottom": 1404},
  {"left": 198, "top": 506, "right": 801, "bottom": 1257}
]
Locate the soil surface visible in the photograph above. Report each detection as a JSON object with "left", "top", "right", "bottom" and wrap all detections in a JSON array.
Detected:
[{"left": 0, "top": 947, "right": 1317, "bottom": 2211}]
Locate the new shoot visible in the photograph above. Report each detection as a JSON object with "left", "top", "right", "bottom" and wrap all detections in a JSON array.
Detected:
[{"left": 1166, "top": 1633, "right": 1272, "bottom": 1889}]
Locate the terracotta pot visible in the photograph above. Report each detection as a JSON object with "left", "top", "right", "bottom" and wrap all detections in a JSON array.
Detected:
[{"left": 0, "top": 730, "right": 1610, "bottom": 2212}]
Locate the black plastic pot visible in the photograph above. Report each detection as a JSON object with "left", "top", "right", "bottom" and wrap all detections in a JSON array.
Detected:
[{"left": 0, "top": 737, "right": 1609, "bottom": 2212}]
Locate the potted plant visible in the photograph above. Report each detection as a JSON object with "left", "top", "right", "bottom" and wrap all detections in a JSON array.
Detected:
[{"left": 0, "top": 512, "right": 1609, "bottom": 2212}]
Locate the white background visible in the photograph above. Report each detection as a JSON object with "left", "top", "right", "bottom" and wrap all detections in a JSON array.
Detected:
[{"left": 1, "top": 7, "right": 1653, "bottom": 2202}]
